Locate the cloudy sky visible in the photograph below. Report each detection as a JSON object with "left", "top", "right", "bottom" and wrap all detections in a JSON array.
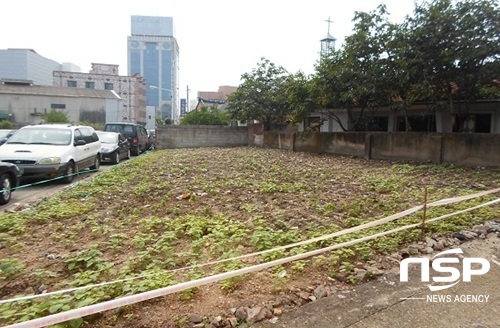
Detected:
[{"left": 1, "top": 0, "right": 416, "bottom": 106}]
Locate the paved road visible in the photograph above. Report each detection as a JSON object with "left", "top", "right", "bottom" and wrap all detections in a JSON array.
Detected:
[
  {"left": 256, "top": 236, "right": 500, "bottom": 328},
  {"left": 1, "top": 163, "right": 115, "bottom": 213}
]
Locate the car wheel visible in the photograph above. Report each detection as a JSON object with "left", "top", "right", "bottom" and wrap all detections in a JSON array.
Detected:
[
  {"left": 61, "top": 161, "right": 76, "bottom": 184},
  {"left": 90, "top": 155, "right": 100, "bottom": 171},
  {"left": 113, "top": 151, "right": 120, "bottom": 164},
  {"left": 0, "top": 173, "right": 12, "bottom": 205}
]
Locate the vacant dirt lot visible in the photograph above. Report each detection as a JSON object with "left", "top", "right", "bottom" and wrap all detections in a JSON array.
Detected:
[{"left": 0, "top": 147, "right": 498, "bottom": 327}]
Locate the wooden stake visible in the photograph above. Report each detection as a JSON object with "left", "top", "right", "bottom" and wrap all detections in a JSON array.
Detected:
[{"left": 421, "top": 187, "right": 428, "bottom": 241}]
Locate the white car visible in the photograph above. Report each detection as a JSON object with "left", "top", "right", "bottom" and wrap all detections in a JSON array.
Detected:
[{"left": 0, "top": 124, "right": 101, "bottom": 183}]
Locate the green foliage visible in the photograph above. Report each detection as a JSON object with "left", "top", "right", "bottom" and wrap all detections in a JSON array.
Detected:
[
  {"left": 180, "top": 105, "right": 230, "bottom": 125},
  {"left": 156, "top": 116, "right": 168, "bottom": 125},
  {"left": 43, "top": 109, "right": 70, "bottom": 123},
  {"left": 216, "top": 260, "right": 245, "bottom": 292},
  {"left": 0, "top": 258, "right": 25, "bottom": 279},
  {"left": 285, "top": 71, "right": 319, "bottom": 126},
  {"left": 227, "top": 57, "right": 292, "bottom": 131},
  {"left": 64, "top": 248, "right": 104, "bottom": 271},
  {"left": 0, "top": 120, "right": 13, "bottom": 129},
  {"left": 404, "top": 0, "right": 500, "bottom": 112},
  {"left": 121, "top": 270, "right": 176, "bottom": 295}
]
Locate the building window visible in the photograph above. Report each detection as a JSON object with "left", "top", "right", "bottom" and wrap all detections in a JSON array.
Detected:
[
  {"left": 305, "top": 116, "right": 322, "bottom": 131},
  {"left": 104, "top": 83, "right": 114, "bottom": 90},
  {"left": 51, "top": 104, "right": 66, "bottom": 109},
  {"left": 67, "top": 81, "right": 77, "bottom": 87},
  {"left": 452, "top": 114, "right": 491, "bottom": 133},
  {"left": 85, "top": 82, "right": 95, "bottom": 89},
  {"left": 397, "top": 115, "right": 436, "bottom": 132}
]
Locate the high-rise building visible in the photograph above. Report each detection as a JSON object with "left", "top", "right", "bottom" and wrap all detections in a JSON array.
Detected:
[
  {"left": 0, "top": 49, "right": 71, "bottom": 86},
  {"left": 128, "top": 15, "right": 179, "bottom": 123}
]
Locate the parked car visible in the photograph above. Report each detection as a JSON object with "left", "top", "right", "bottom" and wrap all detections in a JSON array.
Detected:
[
  {"left": 96, "top": 131, "right": 130, "bottom": 164},
  {"left": 0, "top": 129, "right": 17, "bottom": 146},
  {"left": 0, "top": 124, "right": 101, "bottom": 184},
  {"left": 0, "top": 162, "right": 21, "bottom": 205},
  {"left": 148, "top": 129, "right": 156, "bottom": 148},
  {"left": 146, "top": 129, "right": 152, "bottom": 150},
  {"left": 103, "top": 123, "right": 149, "bottom": 156}
]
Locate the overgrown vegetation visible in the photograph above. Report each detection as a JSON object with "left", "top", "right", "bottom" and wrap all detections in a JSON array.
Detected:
[
  {"left": 0, "top": 147, "right": 498, "bottom": 327},
  {"left": 0, "top": 120, "right": 13, "bottom": 129},
  {"left": 43, "top": 109, "right": 70, "bottom": 123},
  {"left": 180, "top": 105, "right": 230, "bottom": 126}
]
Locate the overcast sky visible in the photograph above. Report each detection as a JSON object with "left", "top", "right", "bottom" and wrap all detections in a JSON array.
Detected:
[{"left": 1, "top": 0, "right": 416, "bottom": 106}]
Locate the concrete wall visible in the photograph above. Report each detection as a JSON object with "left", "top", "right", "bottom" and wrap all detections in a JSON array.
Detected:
[
  {"left": 323, "top": 133, "right": 366, "bottom": 157},
  {"left": 153, "top": 125, "right": 499, "bottom": 167},
  {"left": 156, "top": 125, "right": 248, "bottom": 149},
  {"left": 263, "top": 132, "right": 294, "bottom": 150},
  {"left": 370, "top": 133, "right": 443, "bottom": 163},
  {"left": 260, "top": 130, "right": 500, "bottom": 167},
  {"left": 441, "top": 134, "right": 500, "bottom": 167}
]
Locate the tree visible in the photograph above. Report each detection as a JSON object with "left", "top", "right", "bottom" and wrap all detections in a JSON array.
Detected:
[
  {"left": 224, "top": 1, "right": 499, "bottom": 133},
  {"left": 227, "top": 58, "right": 291, "bottom": 131},
  {"left": 407, "top": 0, "right": 500, "bottom": 111},
  {"left": 285, "top": 71, "right": 321, "bottom": 126},
  {"left": 180, "top": 105, "right": 230, "bottom": 125},
  {"left": 311, "top": 5, "right": 398, "bottom": 131},
  {"left": 43, "top": 109, "right": 70, "bottom": 123},
  {"left": 309, "top": 50, "right": 354, "bottom": 131}
]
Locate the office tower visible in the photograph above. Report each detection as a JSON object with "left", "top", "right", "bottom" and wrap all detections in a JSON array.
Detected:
[{"left": 128, "top": 15, "right": 179, "bottom": 123}]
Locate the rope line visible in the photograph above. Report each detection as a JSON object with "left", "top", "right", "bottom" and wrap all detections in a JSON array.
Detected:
[
  {"left": 3, "top": 196, "right": 499, "bottom": 328},
  {"left": 1, "top": 189, "right": 498, "bottom": 306}
]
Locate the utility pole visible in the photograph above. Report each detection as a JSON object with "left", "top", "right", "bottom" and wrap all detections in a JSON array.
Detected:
[{"left": 186, "top": 85, "right": 190, "bottom": 112}]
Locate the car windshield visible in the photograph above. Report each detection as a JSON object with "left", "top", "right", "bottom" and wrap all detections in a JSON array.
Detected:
[
  {"left": 7, "top": 128, "right": 72, "bottom": 145},
  {"left": 0, "top": 130, "right": 13, "bottom": 138},
  {"left": 105, "top": 124, "right": 134, "bottom": 137},
  {"left": 97, "top": 133, "right": 118, "bottom": 144}
]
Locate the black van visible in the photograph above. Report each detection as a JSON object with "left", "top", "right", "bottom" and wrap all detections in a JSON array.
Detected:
[{"left": 103, "top": 123, "right": 149, "bottom": 156}]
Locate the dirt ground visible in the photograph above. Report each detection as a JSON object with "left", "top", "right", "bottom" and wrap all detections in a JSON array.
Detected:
[{"left": 0, "top": 147, "right": 498, "bottom": 327}]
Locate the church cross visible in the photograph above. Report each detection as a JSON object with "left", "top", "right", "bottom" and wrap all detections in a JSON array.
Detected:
[{"left": 325, "top": 17, "right": 333, "bottom": 34}]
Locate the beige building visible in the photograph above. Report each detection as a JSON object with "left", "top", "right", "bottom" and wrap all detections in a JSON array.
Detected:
[
  {"left": 53, "top": 63, "right": 147, "bottom": 124},
  {"left": 0, "top": 79, "right": 121, "bottom": 127},
  {"left": 196, "top": 85, "right": 237, "bottom": 110}
]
